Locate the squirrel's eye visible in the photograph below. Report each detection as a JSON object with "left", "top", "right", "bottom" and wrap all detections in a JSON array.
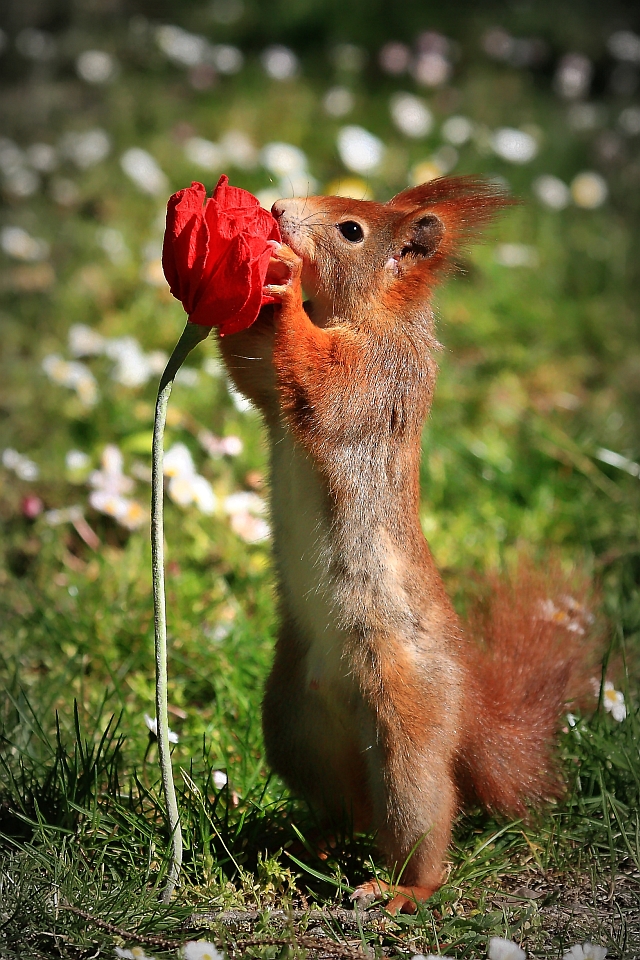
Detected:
[{"left": 337, "top": 221, "right": 364, "bottom": 243}]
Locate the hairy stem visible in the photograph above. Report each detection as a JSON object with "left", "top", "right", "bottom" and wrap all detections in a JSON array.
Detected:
[{"left": 151, "top": 321, "right": 210, "bottom": 903}]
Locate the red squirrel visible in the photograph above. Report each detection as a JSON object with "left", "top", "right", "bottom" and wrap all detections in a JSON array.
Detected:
[{"left": 217, "top": 177, "right": 599, "bottom": 914}]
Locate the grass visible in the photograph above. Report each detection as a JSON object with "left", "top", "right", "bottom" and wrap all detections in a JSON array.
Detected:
[{"left": 1, "top": 1, "right": 640, "bottom": 956}]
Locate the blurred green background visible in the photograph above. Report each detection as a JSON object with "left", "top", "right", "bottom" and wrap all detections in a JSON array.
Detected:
[{"left": 0, "top": 1, "right": 639, "bottom": 951}]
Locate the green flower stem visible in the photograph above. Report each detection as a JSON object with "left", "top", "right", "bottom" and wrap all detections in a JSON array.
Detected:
[{"left": 152, "top": 321, "right": 210, "bottom": 903}]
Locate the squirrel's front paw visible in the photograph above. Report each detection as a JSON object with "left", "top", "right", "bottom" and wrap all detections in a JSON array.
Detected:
[{"left": 263, "top": 241, "right": 302, "bottom": 300}]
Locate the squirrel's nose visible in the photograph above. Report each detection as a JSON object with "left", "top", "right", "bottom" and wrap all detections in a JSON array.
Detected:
[{"left": 271, "top": 200, "right": 287, "bottom": 219}]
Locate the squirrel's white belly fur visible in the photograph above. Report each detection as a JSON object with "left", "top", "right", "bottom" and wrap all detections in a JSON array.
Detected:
[{"left": 268, "top": 420, "right": 351, "bottom": 700}]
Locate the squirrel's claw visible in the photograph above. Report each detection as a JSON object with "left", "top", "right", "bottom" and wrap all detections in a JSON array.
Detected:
[
  {"left": 351, "top": 878, "right": 438, "bottom": 915},
  {"left": 263, "top": 242, "right": 303, "bottom": 301},
  {"left": 350, "top": 879, "right": 388, "bottom": 909}
]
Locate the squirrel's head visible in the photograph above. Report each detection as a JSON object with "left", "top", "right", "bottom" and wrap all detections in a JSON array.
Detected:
[{"left": 272, "top": 177, "right": 511, "bottom": 324}]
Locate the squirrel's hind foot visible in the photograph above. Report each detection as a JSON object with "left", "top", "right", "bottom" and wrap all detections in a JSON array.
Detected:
[{"left": 351, "top": 878, "right": 441, "bottom": 915}]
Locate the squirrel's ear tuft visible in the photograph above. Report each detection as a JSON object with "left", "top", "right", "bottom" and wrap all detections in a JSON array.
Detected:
[
  {"left": 387, "top": 177, "right": 517, "bottom": 281},
  {"left": 388, "top": 176, "right": 514, "bottom": 272}
]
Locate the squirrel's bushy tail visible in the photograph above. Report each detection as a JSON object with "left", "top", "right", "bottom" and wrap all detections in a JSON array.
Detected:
[{"left": 456, "top": 560, "right": 603, "bottom": 817}]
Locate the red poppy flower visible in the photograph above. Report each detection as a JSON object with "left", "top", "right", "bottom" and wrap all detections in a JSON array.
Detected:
[{"left": 162, "top": 176, "right": 281, "bottom": 336}]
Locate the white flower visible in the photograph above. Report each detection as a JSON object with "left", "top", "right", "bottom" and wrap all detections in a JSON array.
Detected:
[
  {"left": 97, "top": 228, "right": 130, "bottom": 266},
  {"left": 164, "top": 444, "right": 217, "bottom": 515},
  {"left": 77, "top": 50, "right": 116, "bottom": 84},
  {"left": 261, "top": 45, "right": 298, "bottom": 80},
  {"left": 211, "top": 44, "right": 243, "bottom": 74},
  {"left": 323, "top": 87, "right": 354, "bottom": 117},
  {"left": 2, "top": 167, "right": 40, "bottom": 197},
  {"left": 537, "top": 596, "right": 589, "bottom": 635},
  {"left": 337, "top": 125, "right": 384, "bottom": 174},
  {"left": 44, "top": 505, "right": 83, "bottom": 526},
  {"left": 66, "top": 450, "right": 91, "bottom": 472},
  {"left": 120, "top": 149, "right": 168, "bottom": 196},
  {"left": 554, "top": 53, "right": 592, "bottom": 100},
  {"left": 491, "top": 128, "right": 538, "bottom": 164},
  {"left": 441, "top": 115, "right": 474, "bottom": 145},
  {"left": 608, "top": 30, "right": 640, "bottom": 63},
  {"left": 220, "top": 436, "right": 242, "bottom": 457},
  {"left": 213, "top": 770, "right": 228, "bottom": 789},
  {"left": 261, "top": 141, "right": 308, "bottom": 178},
  {"left": 68, "top": 323, "right": 106, "bottom": 357},
  {"left": 59, "top": 129, "right": 111, "bottom": 168},
  {"left": 591, "top": 679, "right": 626, "bottom": 722},
  {"left": 533, "top": 175, "right": 570, "bottom": 210},
  {"left": 230, "top": 513, "right": 270, "bottom": 543},
  {"left": 390, "top": 93, "right": 433, "bottom": 138},
  {"left": 26, "top": 143, "right": 57, "bottom": 172},
  {"left": 571, "top": 172, "right": 607, "bottom": 209},
  {"left": 188, "top": 474, "right": 217, "bottom": 514},
  {"left": 3, "top": 167, "right": 40, "bottom": 197},
  {"left": 42, "top": 355, "right": 98, "bottom": 406},
  {"left": 89, "top": 443, "right": 133, "bottom": 492},
  {"left": 184, "top": 137, "right": 225, "bottom": 171},
  {"left": 104, "top": 336, "right": 152, "bottom": 387},
  {"left": 144, "top": 713, "right": 178, "bottom": 744},
  {"left": 175, "top": 366, "right": 199, "bottom": 387},
  {"left": 259, "top": 142, "right": 316, "bottom": 200},
  {"left": 147, "top": 351, "right": 168, "bottom": 375},
  {"left": 219, "top": 131, "right": 257, "bottom": 169},
  {"left": 198, "top": 430, "right": 243, "bottom": 458},
  {"left": 89, "top": 491, "right": 146, "bottom": 529},
  {"left": 224, "top": 489, "right": 270, "bottom": 542},
  {"left": 1, "top": 226, "right": 49, "bottom": 261},
  {"left": 2, "top": 448, "right": 39, "bottom": 481},
  {"left": 155, "top": 25, "right": 209, "bottom": 67},
  {"left": 488, "top": 937, "right": 526, "bottom": 960},
  {"left": 114, "top": 945, "right": 154, "bottom": 959},
  {"left": 412, "top": 51, "right": 451, "bottom": 87},
  {"left": 181, "top": 941, "right": 224, "bottom": 960},
  {"left": 563, "top": 943, "right": 607, "bottom": 960},
  {"left": 494, "top": 244, "right": 539, "bottom": 268},
  {"left": 164, "top": 443, "right": 195, "bottom": 478},
  {"left": 379, "top": 42, "right": 411, "bottom": 75},
  {"left": 224, "top": 492, "right": 266, "bottom": 516}
]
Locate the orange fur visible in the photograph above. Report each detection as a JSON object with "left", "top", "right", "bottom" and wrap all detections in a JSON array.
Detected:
[{"left": 217, "top": 178, "right": 602, "bottom": 914}]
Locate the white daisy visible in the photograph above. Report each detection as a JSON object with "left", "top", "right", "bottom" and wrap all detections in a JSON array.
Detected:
[
  {"left": 591, "top": 679, "right": 627, "bottom": 722},
  {"left": 562, "top": 942, "right": 607, "bottom": 960},
  {"left": 181, "top": 941, "right": 225, "bottom": 960},
  {"left": 144, "top": 713, "right": 178, "bottom": 744},
  {"left": 488, "top": 937, "right": 526, "bottom": 960}
]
